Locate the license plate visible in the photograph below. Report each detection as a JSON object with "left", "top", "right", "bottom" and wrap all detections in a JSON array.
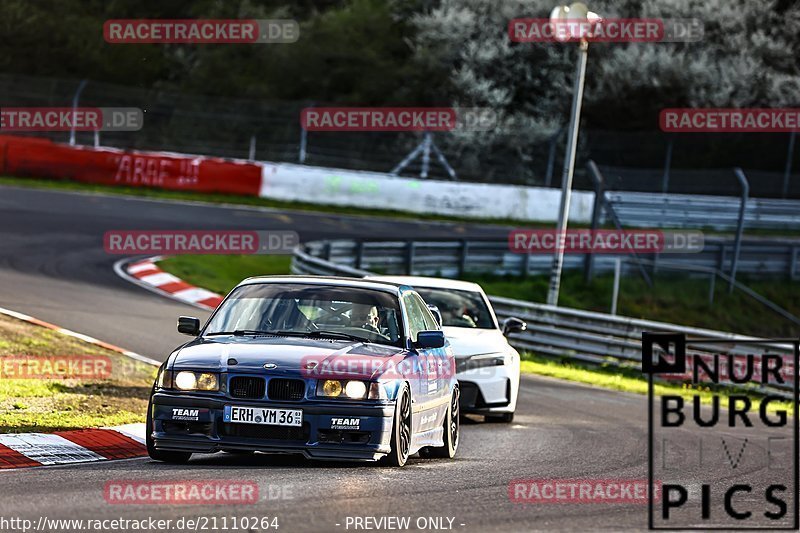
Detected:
[{"left": 223, "top": 405, "right": 303, "bottom": 427}]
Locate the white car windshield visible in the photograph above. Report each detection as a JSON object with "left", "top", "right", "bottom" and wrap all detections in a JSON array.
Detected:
[
  {"left": 205, "top": 283, "right": 404, "bottom": 347},
  {"left": 414, "top": 288, "right": 495, "bottom": 329}
]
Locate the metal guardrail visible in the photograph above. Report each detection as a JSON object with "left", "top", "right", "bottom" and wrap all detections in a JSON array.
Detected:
[
  {"left": 300, "top": 238, "right": 800, "bottom": 280},
  {"left": 291, "top": 242, "right": 797, "bottom": 397},
  {"left": 604, "top": 191, "right": 800, "bottom": 231}
]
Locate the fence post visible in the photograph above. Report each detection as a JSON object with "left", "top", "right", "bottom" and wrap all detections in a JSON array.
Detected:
[
  {"left": 708, "top": 272, "right": 716, "bottom": 306},
  {"left": 782, "top": 131, "right": 796, "bottom": 198},
  {"left": 610, "top": 258, "right": 621, "bottom": 315},
  {"left": 405, "top": 241, "right": 416, "bottom": 274},
  {"left": 521, "top": 252, "right": 531, "bottom": 278},
  {"left": 69, "top": 79, "right": 88, "bottom": 146},
  {"left": 354, "top": 241, "right": 365, "bottom": 270},
  {"left": 458, "top": 240, "right": 469, "bottom": 277},
  {"left": 729, "top": 168, "right": 749, "bottom": 293},
  {"left": 661, "top": 136, "right": 673, "bottom": 193},
  {"left": 584, "top": 160, "right": 604, "bottom": 283},
  {"left": 544, "top": 127, "right": 565, "bottom": 187},
  {"left": 323, "top": 242, "right": 332, "bottom": 262},
  {"left": 248, "top": 135, "right": 256, "bottom": 161}
]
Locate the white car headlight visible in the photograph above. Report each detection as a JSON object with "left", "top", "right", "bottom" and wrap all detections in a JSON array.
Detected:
[{"left": 345, "top": 380, "right": 367, "bottom": 399}]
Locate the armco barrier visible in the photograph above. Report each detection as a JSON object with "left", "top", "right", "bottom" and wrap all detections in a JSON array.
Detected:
[
  {"left": 291, "top": 241, "right": 796, "bottom": 397},
  {"left": 0, "top": 135, "right": 261, "bottom": 196}
]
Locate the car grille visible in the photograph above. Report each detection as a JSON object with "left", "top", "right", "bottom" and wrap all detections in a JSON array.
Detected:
[
  {"left": 268, "top": 378, "right": 306, "bottom": 401},
  {"left": 220, "top": 422, "right": 310, "bottom": 442},
  {"left": 229, "top": 376, "right": 266, "bottom": 399}
]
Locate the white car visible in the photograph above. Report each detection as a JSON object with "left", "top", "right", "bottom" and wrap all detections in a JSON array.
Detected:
[{"left": 367, "top": 276, "right": 526, "bottom": 423}]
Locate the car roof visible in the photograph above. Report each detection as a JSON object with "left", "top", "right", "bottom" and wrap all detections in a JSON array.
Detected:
[
  {"left": 236, "top": 275, "right": 409, "bottom": 295},
  {"left": 366, "top": 275, "right": 485, "bottom": 293}
]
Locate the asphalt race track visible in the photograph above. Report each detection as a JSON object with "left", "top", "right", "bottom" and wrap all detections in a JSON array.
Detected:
[
  {"left": 0, "top": 185, "right": 792, "bottom": 531},
  {"left": 0, "top": 185, "right": 509, "bottom": 358}
]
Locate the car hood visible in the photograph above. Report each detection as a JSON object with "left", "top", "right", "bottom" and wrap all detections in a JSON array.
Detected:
[
  {"left": 171, "top": 336, "right": 409, "bottom": 380},
  {"left": 441, "top": 327, "right": 508, "bottom": 359}
]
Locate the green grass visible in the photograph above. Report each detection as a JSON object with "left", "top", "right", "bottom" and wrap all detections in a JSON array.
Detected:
[
  {"left": 158, "top": 254, "right": 293, "bottom": 295},
  {"left": 464, "top": 270, "right": 800, "bottom": 338},
  {"left": 0, "top": 313, "right": 156, "bottom": 433},
  {"left": 520, "top": 353, "right": 793, "bottom": 415}
]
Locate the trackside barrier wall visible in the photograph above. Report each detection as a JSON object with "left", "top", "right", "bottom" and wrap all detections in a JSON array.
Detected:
[
  {"left": 258, "top": 161, "right": 595, "bottom": 222},
  {"left": 0, "top": 135, "right": 261, "bottom": 195},
  {"left": 5, "top": 134, "right": 800, "bottom": 227},
  {"left": 291, "top": 242, "right": 796, "bottom": 397},
  {"left": 0, "top": 135, "right": 595, "bottom": 222}
]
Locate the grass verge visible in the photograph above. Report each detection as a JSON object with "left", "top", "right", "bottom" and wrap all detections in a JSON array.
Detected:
[
  {"left": 520, "top": 353, "right": 793, "bottom": 415},
  {"left": 157, "top": 255, "right": 292, "bottom": 295},
  {"left": 465, "top": 270, "right": 800, "bottom": 338},
  {"left": 0, "top": 313, "right": 156, "bottom": 433}
]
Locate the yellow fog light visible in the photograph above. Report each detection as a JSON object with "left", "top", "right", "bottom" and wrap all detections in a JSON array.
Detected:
[
  {"left": 322, "top": 379, "right": 342, "bottom": 397},
  {"left": 344, "top": 380, "right": 367, "bottom": 399},
  {"left": 196, "top": 373, "right": 218, "bottom": 391},
  {"left": 174, "top": 371, "right": 197, "bottom": 390}
]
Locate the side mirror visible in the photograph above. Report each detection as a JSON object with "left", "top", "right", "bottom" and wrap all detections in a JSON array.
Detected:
[
  {"left": 177, "top": 316, "right": 200, "bottom": 336},
  {"left": 427, "top": 305, "right": 443, "bottom": 328},
  {"left": 415, "top": 330, "right": 446, "bottom": 349},
  {"left": 502, "top": 317, "right": 526, "bottom": 336}
]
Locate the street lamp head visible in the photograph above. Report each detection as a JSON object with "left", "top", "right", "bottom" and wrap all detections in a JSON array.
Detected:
[{"left": 550, "top": 3, "right": 601, "bottom": 42}]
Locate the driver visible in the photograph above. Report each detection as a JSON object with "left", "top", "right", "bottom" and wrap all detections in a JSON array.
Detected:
[{"left": 351, "top": 304, "right": 381, "bottom": 333}]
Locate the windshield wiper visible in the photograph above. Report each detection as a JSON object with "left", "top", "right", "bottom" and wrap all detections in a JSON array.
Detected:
[
  {"left": 205, "top": 329, "right": 273, "bottom": 336},
  {"left": 304, "top": 330, "right": 371, "bottom": 343}
]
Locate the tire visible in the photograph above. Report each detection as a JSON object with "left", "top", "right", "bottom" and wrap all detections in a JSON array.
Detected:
[
  {"left": 146, "top": 392, "right": 192, "bottom": 464},
  {"left": 423, "top": 387, "right": 460, "bottom": 459},
  {"left": 383, "top": 384, "right": 412, "bottom": 467},
  {"left": 485, "top": 412, "right": 514, "bottom": 424}
]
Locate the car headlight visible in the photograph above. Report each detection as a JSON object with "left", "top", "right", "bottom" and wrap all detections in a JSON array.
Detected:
[
  {"left": 345, "top": 380, "right": 367, "bottom": 399},
  {"left": 457, "top": 354, "right": 507, "bottom": 373},
  {"left": 173, "top": 371, "right": 219, "bottom": 391},
  {"left": 317, "top": 379, "right": 385, "bottom": 400}
]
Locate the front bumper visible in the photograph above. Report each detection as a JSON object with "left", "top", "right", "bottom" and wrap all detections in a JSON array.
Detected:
[
  {"left": 456, "top": 362, "right": 519, "bottom": 415},
  {"left": 150, "top": 392, "right": 395, "bottom": 461}
]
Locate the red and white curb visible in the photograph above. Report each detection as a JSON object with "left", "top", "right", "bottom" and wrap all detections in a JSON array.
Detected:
[
  {"left": 114, "top": 256, "right": 223, "bottom": 311},
  {"left": 0, "top": 308, "right": 157, "bottom": 469},
  {"left": 0, "top": 424, "right": 147, "bottom": 469}
]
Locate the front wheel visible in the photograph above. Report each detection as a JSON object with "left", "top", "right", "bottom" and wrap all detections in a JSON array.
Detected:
[
  {"left": 146, "top": 393, "right": 192, "bottom": 464},
  {"left": 423, "top": 387, "right": 460, "bottom": 459},
  {"left": 383, "top": 384, "right": 412, "bottom": 467}
]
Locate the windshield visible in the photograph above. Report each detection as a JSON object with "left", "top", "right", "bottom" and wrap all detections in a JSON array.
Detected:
[
  {"left": 205, "top": 283, "right": 404, "bottom": 347},
  {"left": 414, "top": 288, "right": 495, "bottom": 329}
]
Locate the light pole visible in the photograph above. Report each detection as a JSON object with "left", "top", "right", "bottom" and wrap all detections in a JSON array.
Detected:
[{"left": 545, "top": 3, "right": 599, "bottom": 306}]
